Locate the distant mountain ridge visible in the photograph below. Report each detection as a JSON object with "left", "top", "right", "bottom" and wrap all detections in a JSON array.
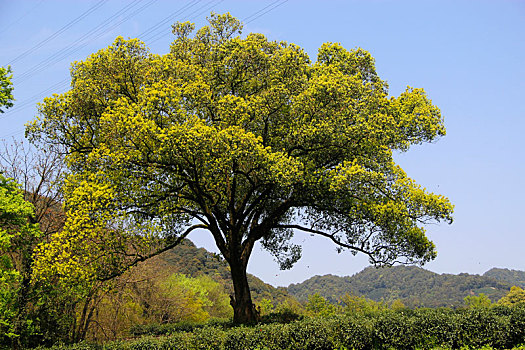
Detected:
[
  {"left": 287, "top": 265, "right": 520, "bottom": 308},
  {"left": 152, "top": 240, "right": 524, "bottom": 309}
]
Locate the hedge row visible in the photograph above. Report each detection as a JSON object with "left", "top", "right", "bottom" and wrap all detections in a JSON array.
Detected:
[{"left": 40, "top": 306, "right": 525, "bottom": 350}]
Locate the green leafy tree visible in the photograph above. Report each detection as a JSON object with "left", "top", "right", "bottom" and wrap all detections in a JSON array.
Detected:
[
  {"left": 158, "top": 273, "right": 231, "bottom": 322},
  {"left": 28, "top": 13, "right": 453, "bottom": 323},
  {"left": 306, "top": 293, "right": 339, "bottom": 317},
  {"left": 258, "top": 298, "right": 274, "bottom": 316},
  {"left": 0, "top": 141, "right": 90, "bottom": 347},
  {"left": 390, "top": 299, "right": 406, "bottom": 310},
  {"left": 341, "top": 293, "right": 386, "bottom": 315},
  {"left": 464, "top": 293, "right": 492, "bottom": 309},
  {"left": 0, "top": 66, "right": 14, "bottom": 112},
  {"left": 0, "top": 174, "right": 41, "bottom": 346}
]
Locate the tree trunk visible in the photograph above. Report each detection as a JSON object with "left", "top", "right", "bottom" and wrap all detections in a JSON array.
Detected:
[{"left": 228, "top": 259, "right": 259, "bottom": 324}]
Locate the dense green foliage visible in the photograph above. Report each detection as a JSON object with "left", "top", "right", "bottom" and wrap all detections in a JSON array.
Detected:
[
  {"left": 288, "top": 265, "right": 512, "bottom": 307},
  {"left": 0, "top": 143, "right": 85, "bottom": 348},
  {"left": 33, "top": 306, "right": 525, "bottom": 350},
  {"left": 28, "top": 12, "right": 452, "bottom": 323},
  {"left": 0, "top": 66, "right": 14, "bottom": 113},
  {"left": 0, "top": 169, "right": 70, "bottom": 348},
  {"left": 484, "top": 268, "right": 525, "bottom": 288},
  {"left": 464, "top": 293, "right": 492, "bottom": 309},
  {"left": 0, "top": 174, "right": 40, "bottom": 342}
]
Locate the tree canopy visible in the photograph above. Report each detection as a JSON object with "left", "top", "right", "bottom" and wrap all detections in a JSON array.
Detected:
[{"left": 28, "top": 13, "right": 453, "bottom": 323}]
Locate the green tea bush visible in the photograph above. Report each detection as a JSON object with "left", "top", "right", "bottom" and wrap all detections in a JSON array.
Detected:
[
  {"left": 326, "top": 316, "right": 373, "bottom": 350},
  {"left": 37, "top": 305, "right": 525, "bottom": 350},
  {"left": 287, "top": 318, "right": 338, "bottom": 350},
  {"left": 372, "top": 310, "right": 417, "bottom": 349},
  {"left": 129, "top": 318, "right": 233, "bottom": 337},
  {"left": 409, "top": 308, "right": 457, "bottom": 348},
  {"left": 507, "top": 305, "right": 525, "bottom": 346},
  {"left": 260, "top": 308, "right": 303, "bottom": 324},
  {"left": 454, "top": 308, "right": 508, "bottom": 349}
]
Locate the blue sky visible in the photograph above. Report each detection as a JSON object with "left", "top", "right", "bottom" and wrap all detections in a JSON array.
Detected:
[{"left": 1, "top": 0, "right": 524, "bottom": 287}]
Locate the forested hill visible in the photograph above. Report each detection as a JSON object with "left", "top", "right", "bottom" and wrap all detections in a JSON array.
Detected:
[
  {"left": 149, "top": 241, "right": 524, "bottom": 309},
  {"left": 145, "top": 239, "right": 297, "bottom": 306},
  {"left": 483, "top": 268, "right": 525, "bottom": 288},
  {"left": 287, "top": 266, "right": 515, "bottom": 308}
]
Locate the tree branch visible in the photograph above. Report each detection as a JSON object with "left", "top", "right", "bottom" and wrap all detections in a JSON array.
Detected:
[
  {"left": 276, "top": 224, "right": 379, "bottom": 265},
  {"left": 97, "top": 223, "right": 208, "bottom": 282}
]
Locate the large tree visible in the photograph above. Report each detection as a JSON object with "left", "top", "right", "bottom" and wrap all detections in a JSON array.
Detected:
[{"left": 28, "top": 13, "right": 453, "bottom": 323}]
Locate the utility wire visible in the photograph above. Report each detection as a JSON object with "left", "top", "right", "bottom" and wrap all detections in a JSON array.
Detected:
[
  {"left": 2, "top": 0, "right": 291, "bottom": 140},
  {"left": 14, "top": 0, "right": 142, "bottom": 82},
  {"left": 147, "top": 0, "right": 224, "bottom": 46},
  {"left": 7, "top": 0, "right": 108, "bottom": 66},
  {"left": 15, "top": 0, "right": 158, "bottom": 84},
  {"left": 0, "top": 128, "right": 25, "bottom": 140},
  {"left": 0, "top": 0, "right": 45, "bottom": 35},
  {"left": 4, "top": 78, "right": 70, "bottom": 116},
  {"left": 242, "top": 0, "right": 282, "bottom": 23},
  {"left": 1, "top": 0, "right": 200, "bottom": 139},
  {"left": 138, "top": 0, "right": 202, "bottom": 42},
  {"left": 243, "top": 0, "right": 288, "bottom": 25}
]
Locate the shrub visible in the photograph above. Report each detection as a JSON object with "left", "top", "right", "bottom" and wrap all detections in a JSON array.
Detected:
[
  {"left": 329, "top": 316, "right": 373, "bottom": 350},
  {"left": 36, "top": 305, "right": 525, "bottom": 350}
]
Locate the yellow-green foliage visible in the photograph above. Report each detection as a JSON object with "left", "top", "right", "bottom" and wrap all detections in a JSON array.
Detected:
[
  {"left": 160, "top": 273, "right": 232, "bottom": 322},
  {"left": 258, "top": 298, "right": 274, "bottom": 316},
  {"left": 340, "top": 293, "right": 387, "bottom": 315},
  {"left": 498, "top": 286, "right": 525, "bottom": 306},
  {"left": 85, "top": 270, "right": 233, "bottom": 342},
  {"left": 28, "top": 13, "right": 453, "bottom": 314},
  {"left": 389, "top": 299, "right": 406, "bottom": 310},
  {"left": 464, "top": 293, "right": 492, "bottom": 309},
  {"left": 305, "top": 293, "right": 339, "bottom": 317},
  {"left": 0, "top": 65, "right": 14, "bottom": 112},
  {"left": 0, "top": 174, "right": 41, "bottom": 340}
]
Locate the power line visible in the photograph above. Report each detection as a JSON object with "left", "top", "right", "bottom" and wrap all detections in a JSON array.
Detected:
[
  {"left": 15, "top": 0, "right": 158, "bottom": 84},
  {"left": 1, "top": 0, "right": 204, "bottom": 140},
  {"left": 147, "top": 0, "right": 290, "bottom": 46},
  {"left": 3, "top": 78, "right": 70, "bottom": 116},
  {"left": 0, "top": 0, "right": 45, "bottom": 35},
  {"left": 3, "top": 0, "right": 163, "bottom": 138},
  {"left": 242, "top": 0, "right": 282, "bottom": 23},
  {"left": 14, "top": 0, "right": 142, "bottom": 82},
  {"left": 0, "top": 128, "right": 25, "bottom": 140},
  {"left": 243, "top": 0, "right": 289, "bottom": 25},
  {"left": 2, "top": 0, "right": 292, "bottom": 141},
  {"left": 147, "top": 0, "right": 224, "bottom": 46},
  {"left": 7, "top": 0, "right": 108, "bottom": 66},
  {"left": 138, "top": 0, "right": 202, "bottom": 42}
]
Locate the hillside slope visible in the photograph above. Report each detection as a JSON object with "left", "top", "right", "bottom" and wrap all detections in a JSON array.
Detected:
[
  {"left": 140, "top": 239, "right": 296, "bottom": 307},
  {"left": 483, "top": 268, "right": 525, "bottom": 288},
  {"left": 288, "top": 265, "right": 513, "bottom": 308}
]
